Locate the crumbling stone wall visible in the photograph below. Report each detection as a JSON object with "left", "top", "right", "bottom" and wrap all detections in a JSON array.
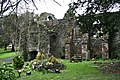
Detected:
[{"left": 27, "top": 12, "right": 72, "bottom": 59}]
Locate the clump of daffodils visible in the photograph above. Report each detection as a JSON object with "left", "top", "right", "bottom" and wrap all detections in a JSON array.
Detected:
[{"left": 36, "top": 51, "right": 46, "bottom": 60}]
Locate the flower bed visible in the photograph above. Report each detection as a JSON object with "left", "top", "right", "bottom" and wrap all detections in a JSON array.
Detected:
[
  {"left": 30, "top": 52, "right": 66, "bottom": 73},
  {"left": 93, "top": 61, "right": 120, "bottom": 74}
]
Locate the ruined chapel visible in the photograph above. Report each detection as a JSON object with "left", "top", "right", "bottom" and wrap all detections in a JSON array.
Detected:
[{"left": 21, "top": 12, "right": 108, "bottom": 61}]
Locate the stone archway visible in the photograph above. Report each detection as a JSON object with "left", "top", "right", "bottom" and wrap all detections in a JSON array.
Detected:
[{"left": 28, "top": 51, "right": 38, "bottom": 61}]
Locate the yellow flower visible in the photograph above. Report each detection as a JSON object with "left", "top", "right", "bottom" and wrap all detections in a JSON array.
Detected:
[{"left": 92, "top": 58, "right": 95, "bottom": 61}]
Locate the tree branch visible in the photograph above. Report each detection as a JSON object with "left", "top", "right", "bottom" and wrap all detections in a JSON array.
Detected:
[
  {"left": 31, "top": 0, "right": 38, "bottom": 10},
  {"left": 0, "top": 0, "right": 21, "bottom": 16},
  {"left": 53, "top": 0, "right": 61, "bottom": 6},
  {"left": 23, "top": 0, "right": 29, "bottom": 4}
]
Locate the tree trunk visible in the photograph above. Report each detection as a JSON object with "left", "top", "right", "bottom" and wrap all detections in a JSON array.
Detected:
[
  {"left": 108, "top": 29, "right": 117, "bottom": 59},
  {"left": 11, "top": 44, "right": 15, "bottom": 52},
  {"left": 22, "top": 36, "right": 28, "bottom": 61},
  {"left": 87, "top": 30, "right": 93, "bottom": 58},
  {"left": 19, "top": 30, "right": 28, "bottom": 61},
  {"left": 70, "top": 28, "right": 75, "bottom": 58},
  {"left": 4, "top": 44, "right": 7, "bottom": 51}
]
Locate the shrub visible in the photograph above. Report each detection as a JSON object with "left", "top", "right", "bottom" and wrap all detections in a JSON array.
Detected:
[
  {"left": 48, "top": 55, "right": 59, "bottom": 64},
  {"left": 30, "top": 56, "right": 66, "bottom": 73},
  {"left": 36, "top": 51, "right": 46, "bottom": 60},
  {"left": 31, "top": 59, "right": 47, "bottom": 71},
  {"left": 12, "top": 55, "right": 24, "bottom": 69},
  {"left": 0, "top": 62, "right": 16, "bottom": 80}
]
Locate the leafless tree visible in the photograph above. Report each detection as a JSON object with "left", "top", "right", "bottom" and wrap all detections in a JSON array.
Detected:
[{"left": 0, "top": 0, "right": 61, "bottom": 16}]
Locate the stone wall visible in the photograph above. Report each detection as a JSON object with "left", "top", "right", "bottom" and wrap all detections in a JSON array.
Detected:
[{"left": 27, "top": 13, "right": 74, "bottom": 59}]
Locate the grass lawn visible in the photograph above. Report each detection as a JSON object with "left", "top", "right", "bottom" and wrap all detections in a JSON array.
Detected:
[
  {"left": 0, "top": 48, "right": 15, "bottom": 59},
  {"left": 0, "top": 50, "right": 119, "bottom": 80},
  {"left": 18, "top": 60, "right": 120, "bottom": 80}
]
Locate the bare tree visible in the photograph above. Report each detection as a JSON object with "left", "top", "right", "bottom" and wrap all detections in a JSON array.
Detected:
[
  {"left": 0, "top": 0, "right": 62, "bottom": 61},
  {"left": 0, "top": 0, "right": 61, "bottom": 16}
]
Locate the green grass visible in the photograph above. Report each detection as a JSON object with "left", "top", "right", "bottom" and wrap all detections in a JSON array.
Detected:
[
  {"left": 0, "top": 48, "right": 15, "bottom": 59},
  {"left": 18, "top": 60, "right": 120, "bottom": 80},
  {"left": 0, "top": 49, "right": 119, "bottom": 80}
]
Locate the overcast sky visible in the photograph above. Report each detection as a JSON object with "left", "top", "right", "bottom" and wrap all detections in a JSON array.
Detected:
[
  {"left": 9, "top": 0, "right": 119, "bottom": 19},
  {"left": 29, "top": 0, "right": 76, "bottom": 19}
]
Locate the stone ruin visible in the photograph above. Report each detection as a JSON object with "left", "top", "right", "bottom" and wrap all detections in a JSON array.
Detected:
[
  {"left": 20, "top": 12, "right": 109, "bottom": 61},
  {"left": 26, "top": 12, "right": 75, "bottom": 60}
]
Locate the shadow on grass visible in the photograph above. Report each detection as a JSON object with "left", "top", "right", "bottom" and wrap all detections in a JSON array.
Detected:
[
  {"left": 0, "top": 50, "right": 14, "bottom": 54},
  {"left": 0, "top": 50, "right": 15, "bottom": 59}
]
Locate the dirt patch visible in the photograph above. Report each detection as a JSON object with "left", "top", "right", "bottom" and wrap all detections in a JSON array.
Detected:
[{"left": 93, "top": 61, "right": 120, "bottom": 74}]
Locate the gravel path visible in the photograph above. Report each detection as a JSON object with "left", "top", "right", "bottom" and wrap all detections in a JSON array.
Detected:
[{"left": 3, "top": 57, "right": 13, "bottom": 63}]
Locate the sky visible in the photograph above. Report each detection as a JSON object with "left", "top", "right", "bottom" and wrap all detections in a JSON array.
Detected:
[
  {"left": 4, "top": 0, "right": 119, "bottom": 19},
  {"left": 28, "top": 0, "right": 76, "bottom": 19}
]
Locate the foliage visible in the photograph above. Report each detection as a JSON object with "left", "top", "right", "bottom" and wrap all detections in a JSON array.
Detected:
[
  {"left": 12, "top": 55, "right": 24, "bottom": 69},
  {"left": 30, "top": 55, "right": 65, "bottom": 73},
  {"left": 18, "top": 60, "right": 120, "bottom": 80},
  {"left": 67, "top": 0, "right": 120, "bottom": 58},
  {"left": 76, "top": 13, "right": 96, "bottom": 34},
  {"left": 48, "top": 55, "right": 59, "bottom": 64},
  {"left": 68, "top": 0, "right": 119, "bottom": 35},
  {"left": 93, "top": 61, "right": 120, "bottom": 74},
  {"left": 63, "top": 8, "right": 75, "bottom": 20},
  {"left": 30, "top": 59, "right": 47, "bottom": 71},
  {"left": 0, "top": 13, "right": 18, "bottom": 51},
  {"left": 0, "top": 62, "right": 16, "bottom": 80},
  {"left": 36, "top": 51, "right": 46, "bottom": 60},
  {"left": 71, "top": 0, "right": 120, "bottom": 14}
]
